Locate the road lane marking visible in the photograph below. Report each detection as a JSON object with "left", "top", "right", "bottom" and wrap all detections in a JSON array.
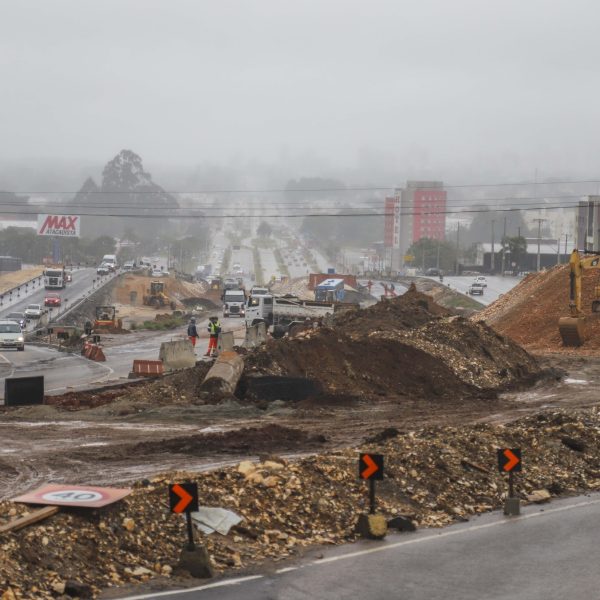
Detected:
[
  {"left": 312, "top": 497, "right": 600, "bottom": 566},
  {"left": 119, "top": 575, "right": 264, "bottom": 599},
  {"left": 0, "top": 352, "right": 15, "bottom": 379}
]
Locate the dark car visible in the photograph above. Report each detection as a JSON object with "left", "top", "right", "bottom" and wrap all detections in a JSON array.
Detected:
[{"left": 425, "top": 268, "right": 441, "bottom": 276}]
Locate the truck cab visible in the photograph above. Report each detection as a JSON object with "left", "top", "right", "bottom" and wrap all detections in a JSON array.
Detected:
[{"left": 223, "top": 289, "right": 246, "bottom": 318}]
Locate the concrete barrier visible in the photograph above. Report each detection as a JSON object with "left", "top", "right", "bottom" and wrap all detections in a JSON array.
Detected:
[
  {"left": 159, "top": 340, "right": 196, "bottom": 370},
  {"left": 256, "top": 322, "right": 267, "bottom": 344},
  {"left": 217, "top": 331, "right": 235, "bottom": 354},
  {"left": 243, "top": 325, "right": 258, "bottom": 349},
  {"left": 199, "top": 351, "right": 244, "bottom": 397}
]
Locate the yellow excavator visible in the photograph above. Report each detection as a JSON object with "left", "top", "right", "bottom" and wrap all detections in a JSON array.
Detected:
[{"left": 558, "top": 249, "right": 600, "bottom": 346}]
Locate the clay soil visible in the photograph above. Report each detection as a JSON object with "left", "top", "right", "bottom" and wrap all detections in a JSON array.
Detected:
[{"left": 476, "top": 265, "right": 600, "bottom": 355}]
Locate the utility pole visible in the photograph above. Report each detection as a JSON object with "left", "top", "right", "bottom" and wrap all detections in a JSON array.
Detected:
[
  {"left": 501, "top": 216, "right": 507, "bottom": 277},
  {"left": 490, "top": 220, "right": 496, "bottom": 273},
  {"left": 533, "top": 218, "right": 546, "bottom": 272},
  {"left": 564, "top": 233, "right": 569, "bottom": 259},
  {"left": 436, "top": 238, "right": 441, "bottom": 270},
  {"left": 455, "top": 223, "right": 460, "bottom": 275}
]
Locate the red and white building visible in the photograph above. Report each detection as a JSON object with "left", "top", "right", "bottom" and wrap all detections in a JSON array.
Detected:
[{"left": 384, "top": 181, "right": 447, "bottom": 271}]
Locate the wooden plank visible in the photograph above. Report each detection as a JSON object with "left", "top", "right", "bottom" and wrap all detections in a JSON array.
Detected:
[{"left": 0, "top": 506, "right": 59, "bottom": 534}]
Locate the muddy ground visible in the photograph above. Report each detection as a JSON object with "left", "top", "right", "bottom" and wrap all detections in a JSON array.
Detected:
[{"left": 0, "top": 353, "right": 597, "bottom": 501}]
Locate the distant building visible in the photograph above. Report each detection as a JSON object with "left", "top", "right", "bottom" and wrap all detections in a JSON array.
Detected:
[
  {"left": 383, "top": 180, "right": 447, "bottom": 272},
  {"left": 474, "top": 238, "right": 575, "bottom": 272},
  {"left": 576, "top": 196, "right": 600, "bottom": 251}
]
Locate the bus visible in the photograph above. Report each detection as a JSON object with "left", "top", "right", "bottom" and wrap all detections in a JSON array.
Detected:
[{"left": 43, "top": 265, "right": 66, "bottom": 290}]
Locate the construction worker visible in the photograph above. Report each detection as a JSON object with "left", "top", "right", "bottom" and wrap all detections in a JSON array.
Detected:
[
  {"left": 187, "top": 317, "right": 198, "bottom": 348},
  {"left": 205, "top": 316, "right": 221, "bottom": 357}
]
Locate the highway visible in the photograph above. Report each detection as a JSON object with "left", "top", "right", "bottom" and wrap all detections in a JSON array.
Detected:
[
  {"left": 426, "top": 275, "right": 522, "bottom": 306},
  {"left": 120, "top": 493, "right": 600, "bottom": 600}
]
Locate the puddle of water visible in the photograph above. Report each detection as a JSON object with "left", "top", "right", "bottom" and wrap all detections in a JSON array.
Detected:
[{"left": 565, "top": 378, "right": 589, "bottom": 385}]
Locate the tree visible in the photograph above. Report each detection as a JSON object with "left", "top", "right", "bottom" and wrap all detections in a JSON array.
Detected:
[
  {"left": 504, "top": 236, "right": 528, "bottom": 272},
  {"left": 407, "top": 237, "right": 457, "bottom": 272},
  {"left": 257, "top": 221, "right": 273, "bottom": 238},
  {"left": 463, "top": 209, "right": 531, "bottom": 246}
]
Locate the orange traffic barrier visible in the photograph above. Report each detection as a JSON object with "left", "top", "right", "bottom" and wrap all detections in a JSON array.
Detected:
[{"left": 132, "top": 359, "right": 164, "bottom": 377}]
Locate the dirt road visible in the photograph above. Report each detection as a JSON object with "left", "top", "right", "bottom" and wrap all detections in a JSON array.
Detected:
[{"left": 0, "top": 353, "right": 595, "bottom": 501}]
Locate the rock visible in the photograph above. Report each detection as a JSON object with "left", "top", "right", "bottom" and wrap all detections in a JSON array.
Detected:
[
  {"left": 129, "top": 566, "right": 153, "bottom": 576},
  {"left": 561, "top": 436, "right": 586, "bottom": 452},
  {"left": 51, "top": 581, "right": 66, "bottom": 594},
  {"left": 238, "top": 461, "right": 257, "bottom": 476},
  {"left": 122, "top": 517, "right": 135, "bottom": 532},
  {"left": 246, "top": 472, "right": 265, "bottom": 485},
  {"left": 64, "top": 580, "right": 93, "bottom": 599},
  {"left": 526, "top": 489, "right": 551, "bottom": 503},
  {"left": 262, "top": 476, "right": 279, "bottom": 488},
  {"left": 262, "top": 460, "right": 285, "bottom": 471},
  {"left": 177, "top": 546, "right": 213, "bottom": 579},
  {"left": 387, "top": 515, "right": 417, "bottom": 532},
  {"left": 161, "top": 565, "right": 173, "bottom": 576}
]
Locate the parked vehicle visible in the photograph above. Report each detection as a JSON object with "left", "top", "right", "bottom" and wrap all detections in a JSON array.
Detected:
[
  {"left": 44, "top": 293, "right": 62, "bottom": 307},
  {"left": 24, "top": 304, "right": 43, "bottom": 319},
  {"left": 0, "top": 320, "right": 25, "bottom": 351},
  {"left": 5, "top": 312, "right": 26, "bottom": 329}
]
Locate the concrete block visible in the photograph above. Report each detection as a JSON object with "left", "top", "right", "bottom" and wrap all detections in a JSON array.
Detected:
[
  {"left": 159, "top": 340, "right": 195, "bottom": 370},
  {"left": 177, "top": 545, "right": 213, "bottom": 579},
  {"left": 217, "top": 331, "right": 235, "bottom": 353},
  {"left": 504, "top": 497, "right": 520, "bottom": 516}
]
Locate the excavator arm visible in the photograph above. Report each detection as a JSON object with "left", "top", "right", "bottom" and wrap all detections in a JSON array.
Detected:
[{"left": 559, "top": 250, "right": 600, "bottom": 346}]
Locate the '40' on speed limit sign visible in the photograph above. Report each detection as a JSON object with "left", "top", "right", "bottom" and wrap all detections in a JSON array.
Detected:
[{"left": 12, "top": 484, "right": 132, "bottom": 508}]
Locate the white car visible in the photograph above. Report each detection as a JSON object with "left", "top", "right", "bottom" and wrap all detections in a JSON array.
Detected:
[
  {"left": 0, "top": 320, "right": 25, "bottom": 351},
  {"left": 151, "top": 269, "right": 169, "bottom": 277},
  {"left": 474, "top": 276, "right": 487, "bottom": 287},
  {"left": 24, "top": 304, "right": 43, "bottom": 319}
]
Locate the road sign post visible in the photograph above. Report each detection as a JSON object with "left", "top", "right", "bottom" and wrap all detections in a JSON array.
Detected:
[
  {"left": 357, "top": 453, "right": 387, "bottom": 539},
  {"left": 497, "top": 448, "right": 521, "bottom": 516},
  {"left": 169, "top": 482, "right": 199, "bottom": 550},
  {"left": 168, "top": 482, "right": 212, "bottom": 578}
]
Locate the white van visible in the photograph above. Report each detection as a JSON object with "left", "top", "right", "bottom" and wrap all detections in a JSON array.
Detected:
[{"left": 102, "top": 254, "right": 118, "bottom": 268}]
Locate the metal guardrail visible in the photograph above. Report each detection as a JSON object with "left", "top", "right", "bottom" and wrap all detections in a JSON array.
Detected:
[{"left": 0, "top": 274, "right": 45, "bottom": 310}]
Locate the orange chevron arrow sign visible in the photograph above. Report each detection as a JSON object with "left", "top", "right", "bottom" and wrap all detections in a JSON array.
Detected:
[
  {"left": 169, "top": 482, "right": 199, "bottom": 513},
  {"left": 359, "top": 453, "right": 384, "bottom": 480},
  {"left": 497, "top": 448, "right": 522, "bottom": 473}
]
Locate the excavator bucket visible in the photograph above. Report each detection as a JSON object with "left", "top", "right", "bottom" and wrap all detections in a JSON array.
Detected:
[{"left": 558, "top": 316, "right": 585, "bottom": 346}]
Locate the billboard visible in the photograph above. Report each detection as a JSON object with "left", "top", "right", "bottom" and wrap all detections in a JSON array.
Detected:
[{"left": 37, "top": 214, "right": 81, "bottom": 237}]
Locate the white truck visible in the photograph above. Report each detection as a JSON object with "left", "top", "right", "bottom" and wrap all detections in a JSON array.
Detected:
[
  {"left": 244, "top": 293, "right": 344, "bottom": 338},
  {"left": 223, "top": 289, "right": 246, "bottom": 318}
]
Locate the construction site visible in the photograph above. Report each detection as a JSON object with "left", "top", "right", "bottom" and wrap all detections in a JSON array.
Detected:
[{"left": 3, "top": 258, "right": 600, "bottom": 598}]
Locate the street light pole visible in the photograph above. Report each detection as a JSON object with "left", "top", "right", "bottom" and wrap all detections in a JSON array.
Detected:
[
  {"left": 501, "top": 216, "right": 507, "bottom": 277},
  {"left": 491, "top": 220, "right": 496, "bottom": 273}
]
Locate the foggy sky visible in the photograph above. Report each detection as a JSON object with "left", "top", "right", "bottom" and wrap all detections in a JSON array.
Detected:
[{"left": 2, "top": 0, "right": 600, "bottom": 177}]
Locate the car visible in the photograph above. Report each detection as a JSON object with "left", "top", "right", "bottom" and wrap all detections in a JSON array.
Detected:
[
  {"left": 44, "top": 293, "right": 62, "bottom": 307},
  {"left": 426, "top": 268, "right": 441, "bottom": 276},
  {"left": 468, "top": 283, "right": 485, "bottom": 295},
  {"left": 24, "top": 304, "right": 43, "bottom": 319},
  {"left": 5, "top": 312, "right": 26, "bottom": 329},
  {"left": 0, "top": 320, "right": 25, "bottom": 351},
  {"left": 151, "top": 269, "right": 169, "bottom": 277},
  {"left": 122, "top": 261, "right": 135, "bottom": 271},
  {"left": 65, "top": 272, "right": 72, "bottom": 283},
  {"left": 96, "top": 264, "right": 110, "bottom": 275},
  {"left": 474, "top": 276, "right": 487, "bottom": 287}
]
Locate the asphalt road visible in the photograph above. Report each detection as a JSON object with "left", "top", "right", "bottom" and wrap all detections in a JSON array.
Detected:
[
  {"left": 119, "top": 493, "right": 600, "bottom": 600},
  {"left": 425, "top": 275, "right": 521, "bottom": 306}
]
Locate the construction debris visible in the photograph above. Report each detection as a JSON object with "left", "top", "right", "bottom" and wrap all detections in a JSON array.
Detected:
[{"left": 3, "top": 407, "right": 600, "bottom": 597}]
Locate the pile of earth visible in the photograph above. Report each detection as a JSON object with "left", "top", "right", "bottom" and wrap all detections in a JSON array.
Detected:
[
  {"left": 2, "top": 407, "right": 600, "bottom": 598},
  {"left": 43, "top": 363, "right": 213, "bottom": 412},
  {"left": 244, "top": 285, "right": 544, "bottom": 402},
  {"left": 476, "top": 265, "right": 600, "bottom": 354}
]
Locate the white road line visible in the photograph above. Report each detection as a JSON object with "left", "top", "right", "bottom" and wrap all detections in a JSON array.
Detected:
[
  {"left": 118, "top": 575, "right": 264, "bottom": 600},
  {"left": 0, "top": 352, "right": 15, "bottom": 379},
  {"left": 312, "top": 497, "right": 600, "bottom": 566},
  {"left": 117, "top": 496, "right": 600, "bottom": 599}
]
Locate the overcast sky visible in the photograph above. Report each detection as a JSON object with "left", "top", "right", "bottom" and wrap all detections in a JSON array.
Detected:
[{"left": 2, "top": 0, "right": 600, "bottom": 178}]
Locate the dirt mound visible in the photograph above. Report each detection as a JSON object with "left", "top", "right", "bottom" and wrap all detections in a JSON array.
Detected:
[
  {"left": 113, "top": 274, "right": 209, "bottom": 308},
  {"left": 245, "top": 286, "right": 542, "bottom": 402},
  {"left": 72, "top": 424, "right": 327, "bottom": 463},
  {"left": 476, "top": 266, "right": 600, "bottom": 354},
  {"left": 335, "top": 283, "right": 451, "bottom": 335}
]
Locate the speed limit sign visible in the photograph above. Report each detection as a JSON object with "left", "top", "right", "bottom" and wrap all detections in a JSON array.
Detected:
[{"left": 13, "top": 484, "right": 132, "bottom": 508}]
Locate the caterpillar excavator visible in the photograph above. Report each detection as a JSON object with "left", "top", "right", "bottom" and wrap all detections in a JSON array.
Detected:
[{"left": 558, "top": 249, "right": 600, "bottom": 346}]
